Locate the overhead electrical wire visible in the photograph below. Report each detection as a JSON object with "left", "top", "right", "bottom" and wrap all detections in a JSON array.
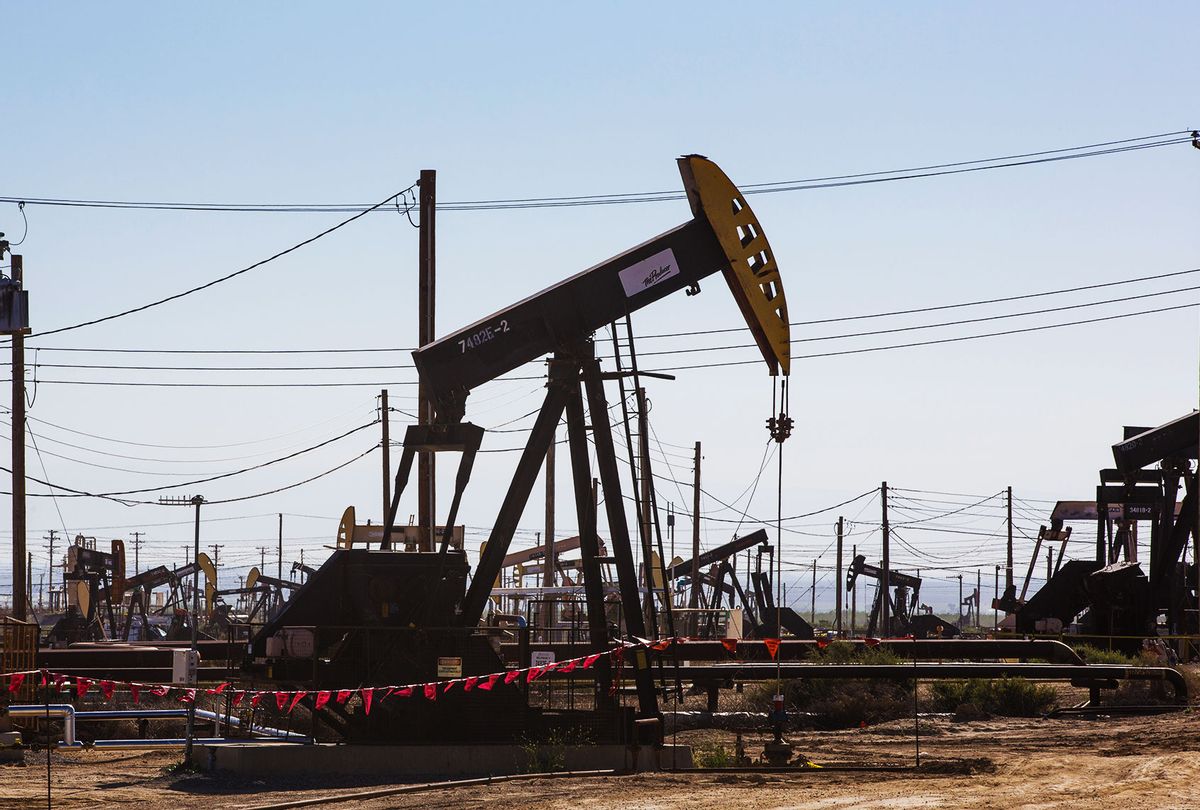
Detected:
[
  {"left": 28, "top": 182, "right": 418, "bottom": 339},
  {"left": 2, "top": 131, "right": 1190, "bottom": 213}
]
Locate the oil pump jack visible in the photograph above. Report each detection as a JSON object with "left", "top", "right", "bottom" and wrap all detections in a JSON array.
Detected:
[{"left": 246, "top": 156, "right": 791, "bottom": 743}]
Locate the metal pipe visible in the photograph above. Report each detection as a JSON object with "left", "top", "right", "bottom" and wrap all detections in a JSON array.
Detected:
[{"left": 8, "top": 704, "right": 75, "bottom": 745}]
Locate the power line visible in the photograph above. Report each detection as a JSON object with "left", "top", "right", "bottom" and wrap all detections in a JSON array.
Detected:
[
  {"left": 30, "top": 183, "right": 417, "bottom": 338},
  {"left": 2, "top": 131, "right": 1189, "bottom": 213}
]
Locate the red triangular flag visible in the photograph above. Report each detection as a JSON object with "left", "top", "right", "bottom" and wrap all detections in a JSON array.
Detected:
[
  {"left": 763, "top": 638, "right": 781, "bottom": 659},
  {"left": 443, "top": 680, "right": 457, "bottom": 693},
  {"left": 250, "top": 692, "right": 264, "bottom": 708},
  {"left": 721, "top": 638, "right": 738, "bottom": 655},
  {"left": 651, "top": 639, "right": 671, "bottom": 651},
  {"left": 526, "top": 667, "right": 543, "bottom": 684},
  {"left": 558, "top": 659, "right": 578, "bottom": 673},
  {"left": 8, "top": 673, "right": 25, "bottom": 693},
  {"left": 230, "top": 690, "right": 244, "bottom": 708},
  {"left": 314, "top": 690, "right": 331, "bottom": 711},
  {"left": 206, "top": 682, "right": 230, "bottom": 695},
  {"left": 504, "top": 670, "right": 522, "bottom": 685},
  {"left": 150, "top": 684, "right": 170, "bottom": 698},
  {"left": 39, "top": 670, "right": 48, "bottom": 687},
  {"left": 395, "top": 687, "right": 413, "bottom": 698},
  {"left": 130, "top": 683, "right": 141, "bottom": 704},
  {"left": 53, "top": 673, "right": 69, "bottom": 689},
  {"left": 362, "top": 687, "right": 374, "bottom": 715},
  {"left": 864, "top": 637, "right": 881, "bottom": 648},
  {"left": 464, "top": 676, "right": 479, "bottom": 692},
  {"left": 478, "top": 673, "right": 501, "bottom": 691},
  {"left": 287, "top": 691, "right": 308, "bottom": 713},
  {"left": 423, "top": 683, "right": 437, "bottom": 700},
  {"left": 336, "top": 689, "right": 354, "bottom": 704},
  {"left": 582, "top": 653, "right": 603, "bottom": 669},
  {"left": 75, "top": 677, "right": 92, "bottom": 697},
  {"left": 275, "top": 692, "right": 289, "bottom": 711},
  {"left": 100, "top": 680, "right": 115, "bottom": 700},
  {"left": 179, "top": 688, "right": 197, "bottom": 704}
]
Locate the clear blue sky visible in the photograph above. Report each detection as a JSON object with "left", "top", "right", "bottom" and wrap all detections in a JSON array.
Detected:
[{"left": 1, "top": 2, "right": 1197, "bottom": 615}]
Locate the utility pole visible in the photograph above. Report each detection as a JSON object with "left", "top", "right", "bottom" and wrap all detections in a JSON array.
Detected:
[
  {"left": 1046, "top": 548, "right": 1052, "bottom": 587},
  {"left": 810, "top": 558, "right": 817, "bottom": 624},
  {"left": 381, "top": 390, "right": 391, "bottom": 525},
  {"left": 44, "top": 530, "right": 57, "bottom": 611},
  {"left": 277, "top": 514, "right": 283, "bottom": 582},
  {"left": 158, "top": 494, "right": 204, "bottom": 768},
  {"left": 835, "top": 517, "right": 844, "bottom": 636},
  {"left": 1006, "top": 486, "right": 1014, "bottom": 594},
  {"left": 976, "top": 569, "right": 981, "bottom": 630},
  {"left": 417, "top": 169, "right": 437, "bottom": 552},
  {"left": 881, "top": 481, "right": 891, "bottom": 635},
  {"left": 130, "top": 532, "right": 144, "bottom": 574},
  {"left": 543, "top": 432, "right": 555, "bottom": 630},
  {"left": 7, "top": 250, "right": 28, "bottom": 621},
  {"left": 850, "top": 543, "right": 857, "bottom": 637},
  {"left": 957, "top": 574, "right": 963, "bottom": 627},
  {"left": 256, "top": 546, "right": 268, "bottom": 573},
  {"left": 994, "top": 565, "right": 1000, "bottom": 630},
  {"left": 689, "top": 442, "right": 701, "bottom": 633},
  {"left": 208, "top": 544, "right": 224, "bottom": 590}
]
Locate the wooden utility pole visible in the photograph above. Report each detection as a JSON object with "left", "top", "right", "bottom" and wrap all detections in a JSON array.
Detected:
[
  {"left": 881, "top": 481, "right": 890, "bottom": 635},
  {"left": 850, "top": 543, "right": 857, "bottom": 636},
  {"left": 689, "top": 442, "right": 702, "bottom": 632},
  {"left": 810, "top": 558, "right": 817, "bottom": 624},
  {"left": 381, "top": 390, "right": 391, "bottom": 525},
  {"left": 10, "top": 253, "right": 26, "bottom": 620},
  {"left": 417, "top": 169, "right": 437, "bottom": 551},
  {"left": 44, "top": 530, "right": 57, "bottom": 611},
  {"left": 130, "top": 531, "right": 144, "bottom": 574},
  {"left": 635, "top": 388, "right": 656, "bottom": 631},
  {"left": 1006, "top": 485, "right": 1014, "bottom": 593},
  {"left": 277, "top": 514, "right": 283, "bottom": 583},
  {"left": 835, "top": 517, "right": 844, "bottom": 636}
]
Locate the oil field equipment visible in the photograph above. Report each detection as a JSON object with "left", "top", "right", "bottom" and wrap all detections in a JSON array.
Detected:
[
  {"left": 846, "top": 554, "right": 960, "bottom": 638},
  {"left": 243, "top": 155, "right": 791, "bottom": 743}
]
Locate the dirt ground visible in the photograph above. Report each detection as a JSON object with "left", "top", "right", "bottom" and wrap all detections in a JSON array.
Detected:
[{"left": 1, "top": 709, "right": 1197, "bottom": 810}]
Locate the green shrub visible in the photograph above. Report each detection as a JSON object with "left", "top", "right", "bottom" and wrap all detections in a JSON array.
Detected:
[
  {"left": 1071, "top": 644, "right": 1134, "bottom": 665},
  {"left": 693, "top": 744, "right": 732, "bottom": 768},
  {"left": 928, "top": 677, "right": 1056, "bottom": 716}
]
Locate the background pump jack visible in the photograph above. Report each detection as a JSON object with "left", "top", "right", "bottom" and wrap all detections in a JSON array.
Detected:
[{"left": 248, "top": 155, "right": 792, "bottom": 743}]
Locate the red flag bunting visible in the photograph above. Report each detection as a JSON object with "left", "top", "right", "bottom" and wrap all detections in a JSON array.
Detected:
[
  {"left": 179, "top": 688, "right": 197, "bottom": 704},
  {"left": 443, "top": 680, "right": 457, "bottom": 693},
  {"left": 206, "top": 682, "right": 230, "bottom": 695},
  {"left": 763, "top": 638, "right": 781, "bottom": 659},
  {"left": 53, "top": 673, "right": 68, "bottom": 689},
  {"left": 864, "top": 637, "right": 882, "bottom": 648},
  {"left": 721, "top": 638, "right": 739, "bottom": 655},
  {"left": 251, "top": 692, "right": 264, "bottom": 708},
  {"left": 478, "top": 673, "right": 501, "bottom": 691},
  {"left": 39, "top": 670, "right": 48, "bottom": 687},
  {"left": 504, "top": 670, "right": 521, "bottom": 685},
  {"left": 558, "top": 659, "right": 578, "bottom": 673},
  {"left": 464, "top": 676, "right": 479, "bottom": 691},
  {"left": 315, "top": 691, "right": 331, "bottom": 711},
  {"left": 526, "top": 667, "right": 543, "bottom": 684},
  {"left": 150, "top": 684, "right": 170, "bottom": 698},
  {"left": 362, "top": 687, "right": 374, "bottom": 715},
  {"left": 287, "top": 691, "right": 308, "bottom": 714},
  {"left": 8, "top": 673, "right": 24, "bottom": 693},
  {"left": 395, "top": 687, "right": 413, "bottom": 698},
  {"left": 130, "top": 683, "right": 141, "bottom": 704},
  {"left": 76, "top": 677, "right": 92, "bottom": 698},
  {"left": 336, "top": 689, "right": 354, "bottom": 704},
  {"left": 423, "top": 683, "right": 437, "bottom": 700},
  {"left": 230, "top": 690, "right": 243, "bottom": 708},
  {"left": 274, "top": 692, "right": 289, "bottom": 711},
  {"left": 100, "top": 680, "right": 115, "bottom": 700},
  {"left": 651, "top": 639, "right": 672, "bottom": 651},
  {"left": 582, "top": 653, "right": 603, "bottom": 669}
]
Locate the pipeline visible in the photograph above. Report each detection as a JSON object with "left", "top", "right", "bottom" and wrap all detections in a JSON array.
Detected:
[{"left": 6, "top": 704, "right": 297, "bottom": 746}]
